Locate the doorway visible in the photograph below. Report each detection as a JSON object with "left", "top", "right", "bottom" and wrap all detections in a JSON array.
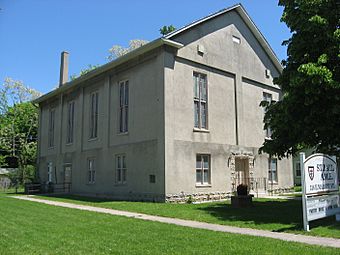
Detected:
[{"left": 235, "top": 157, "right": 250, "bottom": 186}]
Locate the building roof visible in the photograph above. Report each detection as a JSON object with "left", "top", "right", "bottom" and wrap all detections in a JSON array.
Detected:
[{"left": 35, "top": 3, "right": 282, "bottom": 104}]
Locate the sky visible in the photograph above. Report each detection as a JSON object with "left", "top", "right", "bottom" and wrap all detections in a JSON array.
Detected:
[{"left": 0, "top": 0, "right": 291, "bottom": 94}]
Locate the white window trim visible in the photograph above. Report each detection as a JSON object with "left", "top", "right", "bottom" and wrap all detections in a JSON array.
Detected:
[
  {"left": 193, "top": 73, "right": 208, "bottom": 130},
  {"left": 66, "top": 101, "right": 75, "bottom": 144},
  {"left": 196, "top": 154, "right": 211, "bottom": 186},
  {"left": 118, "top": 80, "right": 129, "bottom": 134},
  {"left": 89, "top": 91, "right": 99, "bottom": 140},
  {"left": 87, "top": 158, "right": 96, "bottom": 184},
  {"left": 268, "top": 158, "right": 278, "bottom": 184},
  {"left": 47, "top": 162, "right": 53, "bottom": 183},
  {"left": 48, "top": 108, "right": 55, "bottom": 148},
  {"left": 115, "top": 154, "right": 127, "bottom": 185}
]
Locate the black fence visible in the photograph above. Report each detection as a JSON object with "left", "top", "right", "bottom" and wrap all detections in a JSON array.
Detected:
[{"left": 25, "top": 182, "right": 71, "bottom": 195}]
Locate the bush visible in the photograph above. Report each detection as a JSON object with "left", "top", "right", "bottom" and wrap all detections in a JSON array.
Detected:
[{"left": 236, "top": 184, "right": 248, "bottom": 196}]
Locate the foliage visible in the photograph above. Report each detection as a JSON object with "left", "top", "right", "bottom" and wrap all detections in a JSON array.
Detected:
[
  {"left": 70, "top": 64, "right": 100, "bottom": 81},
  {"left": 160, "top": 25, "right": 176, "bottom": 35},
  {"left": 107, "top": 39, "right": 149, "bottom": 61},
  {"left": 236, "top": 184, "right": 249, "bottom": 196},
  {"left": 0, "top": 78, "right": 40, "bottom": 185},
  {"left": 260, "top": 0, "right": 340, "bottom": 158},
  {"left": 0, "top": 78, "right": 41, "bottom": 115}
]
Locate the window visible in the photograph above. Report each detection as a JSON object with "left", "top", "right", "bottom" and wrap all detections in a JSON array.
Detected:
[
  {"left": 88, "top": 159, "right": 96, "bottom": 184},
  {"left": 263, "top": 92, "right": 272, "bottom": 138},
  {"left": 89, "top": 92, "right": 99, "bottom": 139},
  {"left": 149, "top": 174, "right": 156, "bottom": 183},
  {"left": 196, "top": 154, "right": 210, "bottom": 185},
  {"left": 48, "top": 109, "right": 55, "bottom": 148},
  {"left": 119, "top": 81, "right": 129, "bottom": 133},
  {"left": 268, "top": 158, "right": 278, "bottom": 183},
  {"left": 116, "top": 155, "right": 127, "bottom": 184},
  {"left": 193, "top": 73, "right": 208, "bottom": 129},
  {"left": 296, "top": 162, "right": 301, "bottom": 177},
  {"left": 232, "top": 36, "right": 241, "bottom": 44},
  {"left": 66, "top": 101, "right": 75, "bottom": 144},
  {"left": 47, "top": 162, "right": 53, "bottom": 182}
]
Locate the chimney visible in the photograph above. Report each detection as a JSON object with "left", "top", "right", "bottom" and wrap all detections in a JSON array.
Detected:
[{"left": 59, "top": 51, "right": 69, "bottom": 87}]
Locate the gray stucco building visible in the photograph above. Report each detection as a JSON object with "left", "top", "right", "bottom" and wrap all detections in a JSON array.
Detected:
[{"left": 35, "top": 4, "right": 293, "bottom": 202}]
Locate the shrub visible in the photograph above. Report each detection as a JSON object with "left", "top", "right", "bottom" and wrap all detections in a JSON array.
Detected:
[{"left": 236, "top": 184, "right": 248, "bottom": 196}]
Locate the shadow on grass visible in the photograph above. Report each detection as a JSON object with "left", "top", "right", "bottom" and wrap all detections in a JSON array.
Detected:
[
  {"left": 197, "top": 199, "right": 339, "bottom": 232},
  {"left": 37, "top": 193, "right": 116, "bottom": 203}
]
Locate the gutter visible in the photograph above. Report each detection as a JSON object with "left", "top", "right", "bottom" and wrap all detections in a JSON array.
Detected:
[{"left": 34, "top": 38, "right": 183, "bottom": 104}]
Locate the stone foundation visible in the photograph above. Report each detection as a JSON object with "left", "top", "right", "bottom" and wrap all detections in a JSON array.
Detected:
[{"left": 166, "top": 191, "right": 232, "bottom": 203}]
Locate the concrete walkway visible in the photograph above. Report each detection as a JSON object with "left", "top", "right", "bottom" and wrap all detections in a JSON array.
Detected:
[{"left": 13, "top": 196, "right": 340, "bottom": 249}]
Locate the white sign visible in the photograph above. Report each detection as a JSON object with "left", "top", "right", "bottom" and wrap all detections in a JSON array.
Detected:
[
  {"left": 306, "top": 194, "right": 340, "bottom": 221},
  {"left": 304, "top": 154, "right": 338, "bottom": 195},
  {"left": 300, "top": 153, "right": 339, "bottom": 231}
]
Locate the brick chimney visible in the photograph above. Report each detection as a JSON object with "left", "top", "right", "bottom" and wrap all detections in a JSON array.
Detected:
[{"left": 59, "top": 51, "right": 69, "bottom": 87}]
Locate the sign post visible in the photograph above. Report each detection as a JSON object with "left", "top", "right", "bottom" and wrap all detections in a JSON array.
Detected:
[{"left": 301, "top": 153, "right": 340, "bottom": 231}]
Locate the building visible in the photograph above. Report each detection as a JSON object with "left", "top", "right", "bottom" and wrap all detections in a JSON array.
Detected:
[{"left": 35, "top": 4, "right": 293, "bottom": 202}]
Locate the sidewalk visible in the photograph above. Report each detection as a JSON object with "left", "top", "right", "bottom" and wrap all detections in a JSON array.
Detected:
[{"left": 12, "top": 196, "right": 340, "bottom": 249}]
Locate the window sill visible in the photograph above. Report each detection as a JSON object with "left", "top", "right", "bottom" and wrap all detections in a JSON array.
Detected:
[
  {"left": 86, "top": 182, "right": 96, "bottom": 185},
  {"left": 117, "top": 132, "right": 129, "bottom": 136},
  {"left": 193, "top": 128, "right": 210, "bottom": 133},
  {"left": 115, "top": 183, "right": 127, "bottom": 186},
  {"left": 265, "top": 137, "right": 273, "bottom": 140},
  {"left": 268, "top": 181, "right": 278, "bottom": 185},
  {"left": 65, "top": 142, "right": 73, "bottom": 146},
  {"left": 48, "top": 146, "right": 55, "bottom": 150},
  {"left": 196, "top": 184, "right": 212, "bottom": 188},
  {"left": 88, "top": 137, "right": 98, "bottom": 142}
]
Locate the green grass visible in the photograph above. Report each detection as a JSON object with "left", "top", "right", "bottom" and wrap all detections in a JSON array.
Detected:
[
  {"left": 31, "top": 194, "right": 340, "bottom": 239},
  {"left": 0, "top": 195, "right": 339, "bottom": 254},
  {"left": 294, "top": 186, "right": 302, "bottom": 192}
]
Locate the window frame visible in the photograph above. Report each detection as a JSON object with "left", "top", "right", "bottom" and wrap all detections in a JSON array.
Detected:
[
  {"left": 263, "top": 92, "right": 273, "bottom": 138},
  {"left": 118, "top": 80, "right": 129, "bottom": 134},
  {"left": 87, "top": 158, "right": 96, "bottom": 184},
  {"left": 296, "top": 162, "right": 301, "bottom": 177},
  {"left": 48, "top": 108, "right": 55, "bottom": 148},
  {"left": 268, "top": 157, "right": 278, "bottom": 183},
  {"left": 196, "top": 154, "right": 211, "bottom": 186},
  {"left": 193, "top": 72, "right": 208, "bottom": 130},
  {"left": 115, "top": 154, "right": 127, "bottom": 184},
  {"left": 47, "top": 162, "right": 53, "bottom": 183},
  {"left": 89, "top": 91, "right": 99, "bottom": 139},
  {"left": 66, "top": 101, "right": 75, "bottom": 144}
]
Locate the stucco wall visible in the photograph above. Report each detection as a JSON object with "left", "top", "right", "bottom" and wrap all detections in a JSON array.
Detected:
[
  {"left": 38, "top": 51, "right": 166, "bottom": 201},
  {"left": 164, "top": 9, "right": 293, "bottom": 197}
]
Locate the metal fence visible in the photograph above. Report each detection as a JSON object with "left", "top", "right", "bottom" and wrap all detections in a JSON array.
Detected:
[
  {"left": 231, "top": 177, "right": 267, "bottom": 197},
  {"left": 25, "top": 182, "right": 71, "bottom": 195}
]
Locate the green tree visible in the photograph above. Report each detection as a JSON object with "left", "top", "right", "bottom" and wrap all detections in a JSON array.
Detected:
[
  {"left": 160, "top": 25, "right": 176, "bottom": 35},
  {"left": 260, "top": 0, "right": 340, "bottom": 158},
  {"left": 0, "top": 78, "right": 41, "bottom": 185},
  {"left": 70, "top": 64, "right": 100, "bottom": 81}
]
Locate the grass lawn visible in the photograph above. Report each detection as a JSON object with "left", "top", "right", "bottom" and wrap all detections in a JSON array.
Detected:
[
  {"left": 0, "top": 195, "right": 339, "bottom": 255},
  {"left": 30, "top": 194, "right": 340, "bottom": 239}
]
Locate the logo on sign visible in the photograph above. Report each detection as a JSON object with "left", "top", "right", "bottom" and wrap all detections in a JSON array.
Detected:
[{"left": 308, "top": 166, "right": 315, "bottom": 180}]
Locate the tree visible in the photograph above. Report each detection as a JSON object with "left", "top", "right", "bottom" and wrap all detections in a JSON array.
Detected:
[
  {"left": 0, "top": 78, "right": 41, "bottom": 185},
  {"left": 70, "top": 64, "right": 100, "bottom": 81},
  {"left": 260, "top": 0, "right": 340, "bottom": 158},
  {"left": 160, "top": 25, "right": 176, "bottom": 35},
  {"left": 107, "top": 39, "right": 149, "bottom": 61}
]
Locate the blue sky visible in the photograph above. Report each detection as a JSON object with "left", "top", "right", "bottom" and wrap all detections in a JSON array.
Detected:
[{"left": 0, "top": 0, "right": 290, "bottom": 94}]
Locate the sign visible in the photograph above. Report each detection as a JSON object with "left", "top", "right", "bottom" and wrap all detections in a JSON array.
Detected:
[
  {"left": 300, "top": 153, "right": 339, "bottom": 231},
  {"left": 306, "top": 194, "right": 340, "bottom": 221},
  {"left": 304, "top": 154, "right": 338, "bottom": 195}
]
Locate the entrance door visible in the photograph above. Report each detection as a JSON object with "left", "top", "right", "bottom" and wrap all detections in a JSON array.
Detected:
[
  {"left": 235, "top": 157, "right": 250, "bottom": 186},
  {"left": 64, "top": 164, "right": 72, "bottom": 183}
]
